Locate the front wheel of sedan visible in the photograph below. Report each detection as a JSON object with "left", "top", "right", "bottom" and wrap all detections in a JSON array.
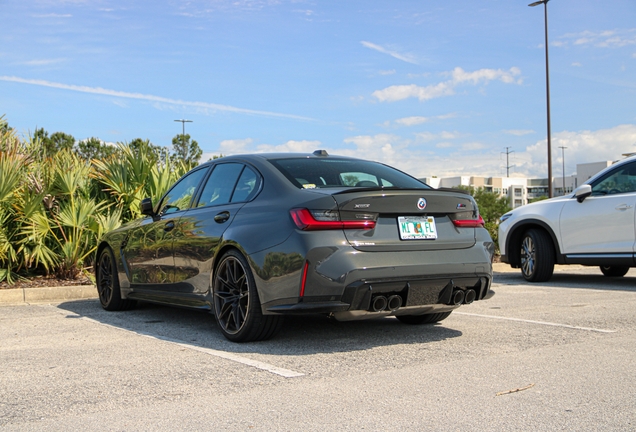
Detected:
[
  {"left": 213, "top": 250, "right": 283, "bottom": 342},
  {"left": 520, "top": 228, "right": 555, "bottom": 282},
  {"left": 396, "top": 312, "right": 452, "bottom": 325},
  {"left": 96, "top": 247, "right": 136, "bottom": 311},
  {"left": 600, "top": 266, "right": 630, "bottom": 277}
]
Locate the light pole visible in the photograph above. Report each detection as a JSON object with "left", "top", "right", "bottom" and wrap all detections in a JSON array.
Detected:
[
  {"left": 559, "top": 146, "right": 567, "bottom": 195},
  {"left": 529, "top": 0, "right": 553, "bottom": 198},
  {"left": 174, "top": 119, "right": 192, "bottom": 150}
]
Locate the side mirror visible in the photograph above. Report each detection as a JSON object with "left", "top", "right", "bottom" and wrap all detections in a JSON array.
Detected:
[
  {"left": 574, "top": 184, "right": 592, "bottom": 203},
  {"left": 140, "top": 198, "right": 155, "bottom": 216}
]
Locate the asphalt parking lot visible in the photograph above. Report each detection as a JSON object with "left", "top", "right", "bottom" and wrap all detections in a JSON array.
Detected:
[{"left": 1, "top": 265, "right": 636, "bottom": 431}]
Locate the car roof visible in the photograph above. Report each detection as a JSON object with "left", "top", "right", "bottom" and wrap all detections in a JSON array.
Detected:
[{"left": 200, "top": 151, "right": 363, "bottom": 166}]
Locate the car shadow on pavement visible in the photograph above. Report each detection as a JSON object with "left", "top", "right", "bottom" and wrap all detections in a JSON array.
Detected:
[
  {"left": 494, "top": 271, "right": 636, "bottom": 292},
  {"left": 56, "top": 299, "right": 463, "bottom": 356}
]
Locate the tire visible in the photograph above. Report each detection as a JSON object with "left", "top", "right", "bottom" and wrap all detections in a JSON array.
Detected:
[
  {"left": 600, "top": 266, "right": 629, "bottom": 277},
  {"left": 396, "top": 312, "right": 452, "bottom": 325},
  {"left": 213, "top": 250, "right": 283, "bottom": 342},
  {"left": 520, "top": 228, "right": 555, "bottom": 282},
  {"left": 96, "top": 247, "right": 136, "bottom": 311}
]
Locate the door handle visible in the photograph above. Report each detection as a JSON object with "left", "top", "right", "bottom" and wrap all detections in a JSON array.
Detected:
[
  {"left": 164, "top": 221, "right": 175, "bottom": 232},
  {"left": 615, "top": 204, "right": 633, "bottom": 211},
  {"left": 214, "top": 211, "right": 231, "bottom": 223}
]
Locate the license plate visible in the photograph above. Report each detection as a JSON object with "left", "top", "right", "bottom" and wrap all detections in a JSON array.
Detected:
[{"left": 398, "top": 216, "right": 437, "bottom": 240}]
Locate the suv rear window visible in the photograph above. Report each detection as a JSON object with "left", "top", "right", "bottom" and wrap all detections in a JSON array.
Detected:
[{"left": 269, "top": 157, "right": 430, "bottom": 189}]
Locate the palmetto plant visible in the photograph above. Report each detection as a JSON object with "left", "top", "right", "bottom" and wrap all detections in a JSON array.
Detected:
[
  {"left": 0, "top": 119, "right": 188, "bottom": 284},
  {"left": 0, "top": 124, "right": 32, "bottom": 282},
  {"left": 93, "top": 141, "right": 187, "bottom": 222}
]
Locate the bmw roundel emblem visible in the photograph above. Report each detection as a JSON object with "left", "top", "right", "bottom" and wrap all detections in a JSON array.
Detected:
[{"left": 417, "top": 198, "right": 427, "bottom": 210}]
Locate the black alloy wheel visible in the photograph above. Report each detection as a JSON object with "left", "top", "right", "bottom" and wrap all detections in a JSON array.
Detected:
[
  {"left": 213, "top": 250, "right": 282, "bottom": 342},
  {"left": 520, "top": 228, "right": 555, "bottom": 282},
  {"left": 600, "top": 265, "right": 630, "bottom": 277},
  {"left": 396, "top": 311, "right": 452, "bottom": 325},
  {"left": 96, "top": 247, "right": 136, "bottom": 311}
]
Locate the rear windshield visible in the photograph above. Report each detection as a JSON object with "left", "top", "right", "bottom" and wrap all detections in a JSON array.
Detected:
[{"left": 269, "top": 157, "right": 430, "bottom": 189}]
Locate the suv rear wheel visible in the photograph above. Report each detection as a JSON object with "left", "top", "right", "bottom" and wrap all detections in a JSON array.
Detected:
[
  {"left": 520, "top": 228, "right": 555, "bottom": 282},
  {"left": 599, "top": 266, "right": 629, "bottom": 277}
]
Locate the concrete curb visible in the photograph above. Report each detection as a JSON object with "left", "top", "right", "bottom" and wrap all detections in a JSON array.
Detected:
[{"left": 0, "top": 285, "right": 97, "bottom": 304}]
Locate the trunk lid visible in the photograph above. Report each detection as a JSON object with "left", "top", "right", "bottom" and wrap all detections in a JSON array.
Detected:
[{"left": 331, "top": 189, "right": 478, "bottom": 252}]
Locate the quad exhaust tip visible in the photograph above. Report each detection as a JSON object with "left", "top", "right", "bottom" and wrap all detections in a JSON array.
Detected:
[
  {"left": 387, "top": 295, "right": 403, "bottom": 311},
  {"left": 370, "top": 295, "right": 403, "bottom": 312},
  {"left": 451, "top": 289, "right": 477, "bottom": 305},
  {"left": 371, "top": 296, "right": 388, "bottom": 312}
]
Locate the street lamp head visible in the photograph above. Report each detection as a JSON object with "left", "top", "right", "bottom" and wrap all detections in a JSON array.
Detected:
[{"left": 528, "top": 0, "right": 548, "bottom": 6}]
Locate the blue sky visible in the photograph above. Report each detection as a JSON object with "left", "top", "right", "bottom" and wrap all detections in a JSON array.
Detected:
[{"left": 1, "top": 0, "right": 635, "bottom": 179}]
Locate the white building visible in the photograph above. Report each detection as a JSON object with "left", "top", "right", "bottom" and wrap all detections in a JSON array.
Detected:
[{"left": 422, "top": 160, "right": 615, "bottom": 209}]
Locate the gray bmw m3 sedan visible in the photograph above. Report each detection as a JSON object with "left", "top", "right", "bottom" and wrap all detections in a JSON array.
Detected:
[{"left": 95, "top": 150, "right": 494, "bottom": 342}]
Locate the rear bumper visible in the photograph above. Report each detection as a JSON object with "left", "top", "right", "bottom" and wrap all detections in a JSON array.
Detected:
[
  {"left": 256, "top": 229, "right": 494, "bottom": 317},
  {"left": 264, "top": 271, "right": 493, "bottom": 317}
]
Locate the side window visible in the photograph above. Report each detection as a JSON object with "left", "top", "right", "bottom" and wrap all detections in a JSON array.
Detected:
[
  {"left": 160, "top": 168, "right": 208, "bottom": 215},
  {"left": 591, "top": 162, "right": 636, "bottom": 196},
  {"left": 231, "top": 166, "right": 260, "bottom": 203},
  {"left": 197, "top": 163, "right": 244, "bottom": 207}
]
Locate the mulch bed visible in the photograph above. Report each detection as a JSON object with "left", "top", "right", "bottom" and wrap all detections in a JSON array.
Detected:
[{"left": 0, "top": 275, "right": 93, "bottom": 290}]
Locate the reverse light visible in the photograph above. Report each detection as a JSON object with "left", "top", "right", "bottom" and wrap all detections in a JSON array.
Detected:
[{"left": 290, "top": 208, "right": 376, "bottom": 230}]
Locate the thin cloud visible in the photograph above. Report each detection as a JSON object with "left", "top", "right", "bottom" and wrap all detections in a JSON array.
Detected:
[
  {"left": 0, "top": 76, "right": 314, "bottom": 121},
  {"left": 395, "top": 116, "right": 431, "bottom": 127},
  {"left": 32, "top": 13, "right": 73, "bottom": 18},
  {"left": 392, "top": 114, "right": 454, "bottom": 127},
  {"left": 17, "top": 59, "right": 66, "bottom": 66},
  {"left": 372, "top": 67, "right": 522, "bottom": 102},
  {"left": 361, "top": 41, "right": 418, "bottom": 64},
  {"left": 559, "top": 29, "right": 636, "bottom": 48}
]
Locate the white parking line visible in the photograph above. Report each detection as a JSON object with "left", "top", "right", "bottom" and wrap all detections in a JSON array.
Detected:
[
  {"left": 84, "top": 316, "right": 304, "bottom": 378},
  {"left": 455, "top": 312, "right": 616, "bottom": 334},
  {"left": 50, "top": 306, "right": 304, "bottom": 378}
]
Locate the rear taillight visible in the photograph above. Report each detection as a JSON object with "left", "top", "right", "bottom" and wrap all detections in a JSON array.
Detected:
[
  {"left": 452, "top": 215, "right": 485, "bottom": 228},
  {"left": 290, "top": 208, "right": 376, "bottom": 230}
]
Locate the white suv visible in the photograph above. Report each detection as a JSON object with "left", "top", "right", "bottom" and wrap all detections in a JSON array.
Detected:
[{"left": 499, "top": 155, "right": 636, "bottom": 282}]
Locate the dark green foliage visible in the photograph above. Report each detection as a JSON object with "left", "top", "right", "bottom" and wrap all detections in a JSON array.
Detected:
[
  {"left": 75, "top": 137, "right": 117, "bottom": 162},
  {"left": 456, "top": 186, "right": 511, "bottom": 252},
  {"left": 32, "top": 128, "right": 76, "bottom": 157},
  {"left": 172, "top": 133, "right": 202, "bottom": 168}
]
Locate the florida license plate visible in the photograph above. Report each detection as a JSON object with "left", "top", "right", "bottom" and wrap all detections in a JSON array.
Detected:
[{"left": 398, "top": 216, "right": 437, "bottom": 240}]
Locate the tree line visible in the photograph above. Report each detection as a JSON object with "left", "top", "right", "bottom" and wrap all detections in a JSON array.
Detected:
[{"left": 30, "top": 127, "right": 203, "bottom": 166}]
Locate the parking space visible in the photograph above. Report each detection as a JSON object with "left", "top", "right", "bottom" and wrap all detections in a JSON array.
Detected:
[{"left": 2, "top": 268, "right": 636, "bottom": 430}]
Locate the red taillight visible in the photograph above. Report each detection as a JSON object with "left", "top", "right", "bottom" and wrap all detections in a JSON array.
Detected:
[
  {"left": 452, "top": 215, "right": 485, "bottom": 228},
  {"left": 300, "top": 261, "right": 309, "bottom": 298},
  {"left": 290, "top": 208, "right": 376, "bottom": 230}
]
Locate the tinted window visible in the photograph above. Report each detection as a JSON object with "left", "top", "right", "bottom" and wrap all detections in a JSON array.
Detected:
[
  {"left": 270, "top": 158, "right": 428, "bottom": 189},
  {"left": 231, "top": 166, "right": 260, "bottom": 202},
  {"left": 591, "top": 162, "right": 636, "bottom": 196},
  {"left": 197, "top": 163, "right": 244, "bottom": 207},
  {"left": 160, "top": 167, "right": 208, "bottom": 215}
]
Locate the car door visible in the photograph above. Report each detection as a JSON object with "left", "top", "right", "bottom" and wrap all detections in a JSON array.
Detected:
[
  {"left": 171, "top": 163, "right": 261, "bottom": 294},
  {"left": 124, "top": 166, "right": 209, "bottom": 286},
  {"left": 559, "top": 161, "right": 636, "bottom": 255}
]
